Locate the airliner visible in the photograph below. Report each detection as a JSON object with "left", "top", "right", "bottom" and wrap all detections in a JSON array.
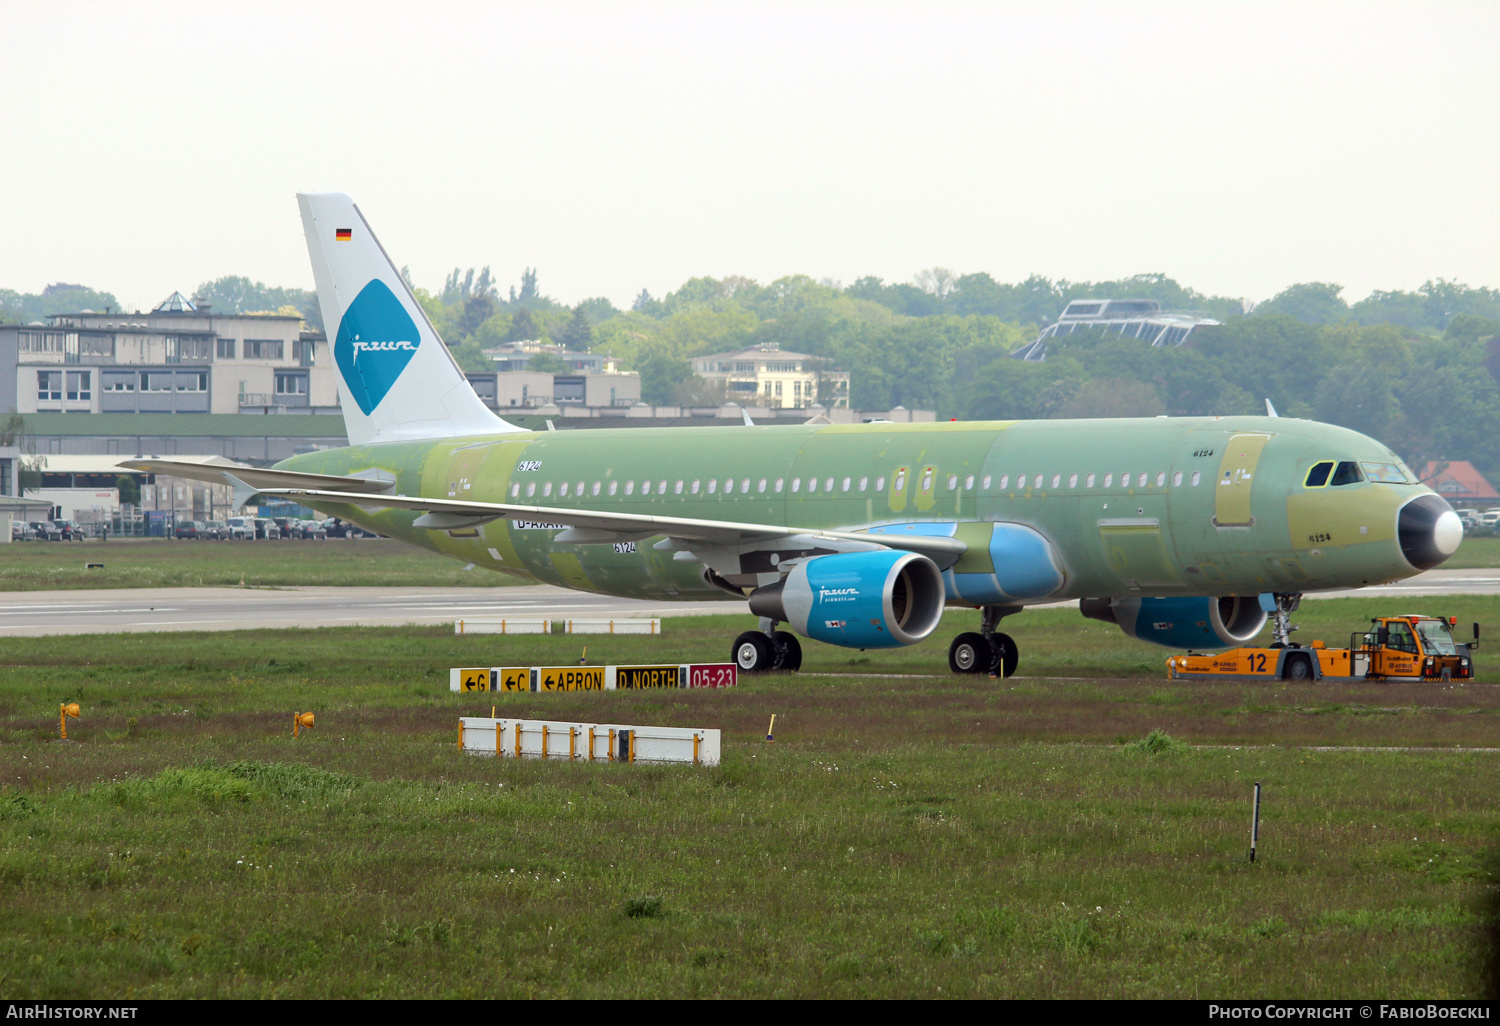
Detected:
[{"left": 124, "top": 193, "right": 1464, "bottom": 677}]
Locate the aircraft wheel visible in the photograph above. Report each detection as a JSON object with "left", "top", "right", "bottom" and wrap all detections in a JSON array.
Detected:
[
  {"left": 733, "top": 631, "right": 775, "bottom": 674},
  {"left": 772, "top": 631, "right": 802, "bottom": 672},
  {"left": 1283, "top": 654, "right": 1313, "bottom": 682},
  {"left": 989, "top": 632, "right": 1019, "bottom": 678},
  {"left": 949, "top": 632, "right": 989, "bottom": 674}
]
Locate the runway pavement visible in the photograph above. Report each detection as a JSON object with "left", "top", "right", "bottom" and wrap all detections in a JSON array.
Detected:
[{"left": 0, "top": 568, "right": 1495, "bottom": 637}]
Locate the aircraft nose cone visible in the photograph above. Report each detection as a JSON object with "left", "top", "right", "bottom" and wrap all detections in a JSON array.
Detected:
[{"left": 1398, "top": 495, "right": 1463, "bottom": 570}]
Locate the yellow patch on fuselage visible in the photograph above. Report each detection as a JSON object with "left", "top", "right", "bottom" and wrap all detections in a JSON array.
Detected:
[{"left": 1285, "top": 484, "right": 1402, "bottom": 550}]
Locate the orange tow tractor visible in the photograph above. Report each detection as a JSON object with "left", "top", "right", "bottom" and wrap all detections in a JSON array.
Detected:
[{"left": 1167, "top": 614, "right": 1480, "bottom": 683}]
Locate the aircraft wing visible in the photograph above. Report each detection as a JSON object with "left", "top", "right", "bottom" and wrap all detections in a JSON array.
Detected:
[
  {"left": 264, "top": 486, "right": 968, "bottom": 564},
  {"left": 117, "top": 459, "right": 396, "bottom": 497}
]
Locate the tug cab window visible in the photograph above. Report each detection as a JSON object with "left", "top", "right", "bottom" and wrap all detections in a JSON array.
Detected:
[
  {"left": 1330, "top": 461, "right": 1365, "bottom": 486},
  {"left": 1384, "top": 621, "right": 1417, "bottom": 653}
]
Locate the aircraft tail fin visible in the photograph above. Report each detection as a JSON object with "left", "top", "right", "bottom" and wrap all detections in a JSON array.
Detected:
[{"left": 297, "top": 192, "right": 520, "bottom": 446}]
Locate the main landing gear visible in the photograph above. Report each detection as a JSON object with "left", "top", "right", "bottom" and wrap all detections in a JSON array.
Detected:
[
  {"left": 732, "top": 617, "right": 802, "bottom": 674},
  {"left": 948, "top": 604, "right": 1020, "bottom": 677}
]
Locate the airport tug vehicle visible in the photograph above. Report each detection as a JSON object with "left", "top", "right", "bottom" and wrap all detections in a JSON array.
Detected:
[{"left": 1167, "top": 611, "right": 1479, "bottom": 683}]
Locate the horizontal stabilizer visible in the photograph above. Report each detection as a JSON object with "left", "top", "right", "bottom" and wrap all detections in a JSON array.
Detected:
[
  {"left": 117, "top": 458, "right": 396, "bottom": 496},
  {"left": 257, "top": 486, "right": 969, "bottom": 563}
]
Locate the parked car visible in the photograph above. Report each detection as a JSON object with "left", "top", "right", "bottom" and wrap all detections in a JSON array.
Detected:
[
  {"left": 323, "top": 517, "right": 378, "bottom": 539},
  {"left": 225, "top": 516, "right": 257, "bottom": 540},
  {"left": 202, "top": 521, "right": 229, "bottom": 540},
  {"left": 254, "top": 518, "right": 281, "bottom": 541},
  {"left": 174, "top": 520, "right": 208, "bottom": 540},
  {"left": 283, "top": 518, "right": 327, "bottom": 540},
  {"left": 29, "top": 521, "right": 62, "bottom": 541},
  {"left": 11, "top": 520, "right": 33, "bottom": 541},
  {"left": 272, "top": 517, "right": 305, "bottom": 539},
  {"left": 51, "top": 518, "right": 83, "bottom": 541}
]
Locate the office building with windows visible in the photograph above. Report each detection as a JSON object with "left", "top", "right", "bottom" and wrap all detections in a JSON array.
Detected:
[
  {"left": 689, "top": 343, "right": 849, "bottom": 409},
  {"left": 0, "top": 292, "right": 336, "bottom": 417}
]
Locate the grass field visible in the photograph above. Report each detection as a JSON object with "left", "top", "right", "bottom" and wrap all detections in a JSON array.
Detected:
[
  {"left": 5, "top": 534, "right": 1500, "bottom": 592},
  {"left": 1, "top": 601, "right": 1498, "bottom": 998},
  {"left": 0, "top": 537, "right": 530, "bottom": 591}
]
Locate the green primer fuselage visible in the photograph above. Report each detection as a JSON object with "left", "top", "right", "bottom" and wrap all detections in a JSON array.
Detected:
[{"left": 281, "top": 415, "right": 1433, "bottom": 603}]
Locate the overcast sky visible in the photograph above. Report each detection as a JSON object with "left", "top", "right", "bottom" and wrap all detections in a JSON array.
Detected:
[{"left": 1, "top": 0, "right": 1495, "bottom": 314}]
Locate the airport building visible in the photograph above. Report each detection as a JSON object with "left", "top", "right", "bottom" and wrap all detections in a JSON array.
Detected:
[
  {"left": 1010, "top": 299, "right": 1222, "bottom": 361},
  {"left": 0, "top": 292, "right": 339, "bottom": 416},
  {"left": 689, "top": 343, "right": 850, "bottom": 409}
]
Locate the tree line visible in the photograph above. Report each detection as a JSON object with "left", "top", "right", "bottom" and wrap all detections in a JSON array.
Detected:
[{"left": 5, "top": 268, "right": 1499, "bottom": 479}]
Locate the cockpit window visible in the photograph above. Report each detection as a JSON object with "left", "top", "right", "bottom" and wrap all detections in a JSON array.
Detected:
[
  {"left": 1330, "top": 461, "right": 1365, "bottom": 486},
  {"left": 1305, "top": 461, "right": 1334, "bottom": 487},
  {"left": 1362, "top": 462, "right": 1416, "bottom": 484}
]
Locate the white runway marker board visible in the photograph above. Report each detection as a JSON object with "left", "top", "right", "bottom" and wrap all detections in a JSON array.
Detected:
[{"left": 459, "top": 717, "right": 720, "bottom": 766}]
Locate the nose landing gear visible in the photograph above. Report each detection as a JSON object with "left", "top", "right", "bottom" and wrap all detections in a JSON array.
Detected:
[{"left": 948, "top": 604, "right": 1021, "bottom": 677}]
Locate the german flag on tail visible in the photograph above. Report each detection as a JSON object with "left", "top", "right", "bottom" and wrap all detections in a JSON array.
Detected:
[{"left": 336, "top": 228, "right": 352, "bottom": 241}]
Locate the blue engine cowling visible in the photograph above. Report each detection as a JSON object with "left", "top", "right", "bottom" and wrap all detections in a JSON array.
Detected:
[
  {"left": 1080, "top": 595, "right": 1268, "bottom": 650},
  {"left": 748, "top": 550, "right": 946, "bottom": 649}
]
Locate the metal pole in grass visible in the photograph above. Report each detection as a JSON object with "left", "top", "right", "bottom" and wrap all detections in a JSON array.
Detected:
[{"left": 1250, "top": 782, "right": 1262, "bottom": 862}]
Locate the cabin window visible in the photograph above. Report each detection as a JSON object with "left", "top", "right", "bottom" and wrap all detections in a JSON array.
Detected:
[
  {"left": 737, "top": 478, "right": 747, "bottom": 493},
  {"left": 790, "top": 478, "right": 800, "bottom": 492},
  {"left": 1139, "top": 473, "right": 1148, "bottom": 488},
  {"left": 842, "top": 477, "right": 851, "bottom": 491},
  {"left": 625, "top": 481, "right": 635, "bottom": 495},
  {"left": 808, "top": 478, "right": 818, "bottom": 493},
  {"left": 592, "top": 482, "right": 601, "bottom": 496},
  {"left": 1190, "top": 472, "right": 1200, "bottom": 486},
  {"left": 526, "top": 482, "right": 536, "bottom": 497},
  {"left": 947, "top": 475, "right": 958, "bottom": 490},
  {"left": 691, "top": 479, "right": 700, "bottom": 494},
  {"left": 609, "top": 480, "right": 618, "bottom": 495},
  {"left": 543, "top": 482, "right": 553, "bottom": 497},
  {"left": 981, "top": 475, "right": 991, "bottom": 489},
  {"left": 824, "top": 477, "right": 834, "bottom": 492},
  {"left": 511, "top": 483, "right": 520, "bottom": 498},
  {"left": 776, "top": 478, "right": 784, "bottom": 492},
  {"left": 1086, "top": 473, "right": 1095, "bottom": 487},
  {"left": 759, "top": 478, "right": 768, "bottom": 493},
  {"left": 559, "top": 482, "right": 569, "bottom": 497},
  {"left": 675, "top": 480, "right": 684, "bottom": 494},
  {"left": 576, "top": 481, "right": 584, "bottom": 496},
  {"left": 724, "top": 478, "right": 734, "bottom": 493},
  {"left": 1305, "top": 462, "right": 1334, "bottom": 488},
  {"left": 998, "top": 475, "right": 1009, "bottom": 489},
  {"left": 1330, "top": 461, "right": 1365, "bottom": 486},
  {"left": 659, "top": 480, "right": 667, "bottom": 494},
  {"left": 1033, "top": 474, "right": 1043, "bottom": 489},
  {"left": 1068, "top": 473, "right": 1078, "bottom": 488},
  {"left": 1051, "top": 474, "right": 1061, "bottom": 489},
  {"left": 965, "top": 475, "right": 974, "bottom": 490},
  {"left": 1104, "top": 473, "right": 1113, "bottom": 487},
  {"left": 708, "top": 479, "right": 718, "bottom": 494},
  {"left": 1156, "top": 472, "right": 1166, "bottom": 487},
  {"left": 858, "top": 477, "right": 868, "bottom": 491},
  {"left": 892, "top": 470, "right": 905, "bottom": 491},
  {"left": 1173, "top": 471, "right": 1183, "bottom": 487},
  {"left": 875, "top": 476, "right": 886, "bottom": 491},
  {"left": 921, "top": 469, "right": 934, "bottom": 492}
]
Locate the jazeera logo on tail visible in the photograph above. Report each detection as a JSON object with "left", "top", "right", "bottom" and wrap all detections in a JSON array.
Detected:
[{"left": 333, "top": 279, "right": 421, "bottom": 415}]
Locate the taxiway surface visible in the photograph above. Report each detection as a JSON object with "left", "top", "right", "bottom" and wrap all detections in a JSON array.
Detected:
[{"left": 1, "top": 568, "right": 1496, "bottom": 637}]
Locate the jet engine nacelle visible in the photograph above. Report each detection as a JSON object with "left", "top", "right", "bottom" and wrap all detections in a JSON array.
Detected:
[
  {"left": 748, "top": 550, "right": 946, "bottom": 649},
  {"left": 1080, "top": 595, "right": 1268, "bottom": 650}
]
